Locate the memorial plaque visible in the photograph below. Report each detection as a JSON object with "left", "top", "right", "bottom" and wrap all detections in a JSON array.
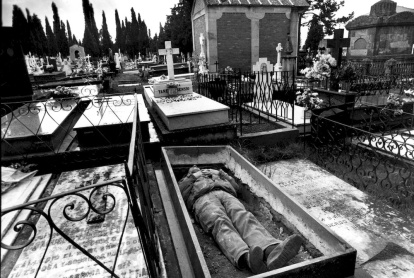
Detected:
[
  {"left": 153, "top": 79, "right": 193, "bottom": 98},
  {"left": 6, "top": 164, "right": 148, "bottom": 278},
  {"left": 260, "top": 159, "right": 414, "bottom": 277}
]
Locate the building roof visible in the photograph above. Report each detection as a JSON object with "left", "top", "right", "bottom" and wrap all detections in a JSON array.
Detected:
[{"left": 206, "top": 0, "right": 309, "bottom": 7}]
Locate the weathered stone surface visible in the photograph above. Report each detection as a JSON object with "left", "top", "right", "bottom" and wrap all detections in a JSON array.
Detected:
[
  {"left": 259, "top": 159, "right": 414, "bottom": 278},
  {"left": 6, "top": 164, "right": 147, "bottom": 278}
]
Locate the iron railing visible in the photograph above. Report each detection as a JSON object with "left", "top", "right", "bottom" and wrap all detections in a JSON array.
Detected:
[
  {"left": 1, "top": 88, "right": 141, "bottom": 172},
  {"left": 309, "top": 111, "right": 414, "bottom": 212},
  {"left": 1, "top": 95, "right": 161, "bottom": 277},
  {"left": 195, "top": 71, "right": 297, "bottom": 133}
]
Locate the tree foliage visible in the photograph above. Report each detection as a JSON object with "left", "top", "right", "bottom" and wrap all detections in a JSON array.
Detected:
[
  {"left": 82, "top": 0, "right": 100, "bottom": 56},
  {"left": 100, "top": 11, "right": 113, "bottom": 55},
  {"left": 45, "top": 16, "right": 58, "bottom": 56},
  {"left": 304, "top": 15, "right": 325, "bottom": 52},
  {"left": 12, "top": 5, "right": 30, "bottom": 54},
  {"left": 302, "top": 0, "right": 354, "bottom": 36}
]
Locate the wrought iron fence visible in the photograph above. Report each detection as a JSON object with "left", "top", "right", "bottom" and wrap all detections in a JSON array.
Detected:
[
  {"left": 309, "top": 111, "right": 414, "bottom": 212},
  {"left": 195, "top": 70, "right": 297, "bottom": 133},
  {"left": 1, "top": 95, "right": 161, "bottom": 277},
  {"left": 1, "top": 88, "right": 142, "bottom": 172},
  {"left": 348, "top": 61, "right": 414, "bottom": 76}
]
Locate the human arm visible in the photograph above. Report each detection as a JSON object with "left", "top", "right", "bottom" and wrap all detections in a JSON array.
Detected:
[
  {"left": 219, "top": 169, "right": 240, "bottom": 192},
  {"left": 178, "top": 171, "right": 202, "bottom": 202}
]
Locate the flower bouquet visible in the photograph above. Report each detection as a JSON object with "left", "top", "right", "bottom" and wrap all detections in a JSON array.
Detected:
[
  {"left": 300, "top": 53, "right": 337, "bottom": 81},
  {"left": 49, "top": 86, "right": 79, "bottom": 99},
  {"left": 295, "top": 88, "right": 324, "bottom": 111},
  {"left": 381, "top": 93, "right": 404, "bottom": 116}
]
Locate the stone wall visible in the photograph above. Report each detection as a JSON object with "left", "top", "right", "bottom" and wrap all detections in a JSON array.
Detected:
[
  {"left": 348, "top": 28, "right": 376, "bottom": 57},
  {"left": 193, "top": 0, "right": 205, "bottom": 15},
  {"left": 259, "top": 13, "right": 290, "bottom": 65},
  {"left": 193, "top": 15, "right": 206, "bottom": 58},
  {"left": 376, "top": 25, "right": 414, "bottom": 55},
  {"left": 217, "top": 13, "right": 251, "bottom": 71}
]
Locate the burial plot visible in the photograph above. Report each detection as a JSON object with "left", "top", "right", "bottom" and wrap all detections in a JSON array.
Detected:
[
  {"left": 157, "top": 146, "right": 356, "bottom": 278},
  {"left": 260, "top": 159, "right": 414, "bottom": 278},
  {"left": 144, "top": 41, "right": 230, "bottom": 133},
  {"left": 3, "top": 164, "right": 147, "bottom": 278},
  {"left": 1, "top": 99, "right": 86, "bottom": 157},
  {"left": 73, "top": 94, "right": 150, "bottom": 147}
]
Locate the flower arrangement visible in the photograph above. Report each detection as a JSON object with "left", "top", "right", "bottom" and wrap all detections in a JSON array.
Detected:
[
  {"left": 295, "top": 88, "right": 324, "bottom": 110},
  {"left": 300, "top": 53, "right": 337, "bottom": 80},
  {"left": 224, "top": 66, "right": 234, "bottom": 75},
  {"left": 48, "top": 86, "right": 78, "bottom": 99},
  {"left": 381, "top": 93, "right": 404, "bottom": 116}
]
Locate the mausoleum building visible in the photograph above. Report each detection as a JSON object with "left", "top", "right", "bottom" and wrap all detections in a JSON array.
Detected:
[
  {"left": 345, "top": 0, "right": 414, "bottom": 61},
  {"left": 191, "top": 0, "right": 309, "bottom": 72}
]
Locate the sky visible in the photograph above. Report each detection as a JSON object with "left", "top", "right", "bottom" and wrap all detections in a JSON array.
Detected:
[
  {"left": 2, "top": 0, "right": 181, "bottom": 42},
  {"left": 2, "top": 0, "right": 414, "bottom": 45}
]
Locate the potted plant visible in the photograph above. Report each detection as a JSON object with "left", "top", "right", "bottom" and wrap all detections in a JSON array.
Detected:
[
  {"left": 295, "top": 88, "right": 324, "bottom": 118},
  {"left": 300, "top": 52, "right": 337, "bottom": 89}
]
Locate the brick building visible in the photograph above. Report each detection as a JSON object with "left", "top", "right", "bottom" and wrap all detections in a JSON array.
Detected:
[
  {"left": 191, "top": 0, "right": 309, "bottom": 72},
  {"left": 345, "top": 0, "right": 414, "bottom": 61}
]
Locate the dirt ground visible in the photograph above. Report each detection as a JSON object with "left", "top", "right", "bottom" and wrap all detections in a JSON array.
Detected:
[{"left": 174, "top": 165, "right": 323, "bottom": 278}]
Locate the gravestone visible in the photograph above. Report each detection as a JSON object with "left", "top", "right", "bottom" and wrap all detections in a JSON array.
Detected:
[
  {"left": 5, "top": 164, "right": 148, "bottom": 278},
  {"left": 327, "top": 29, "right": 350, "bottom": 68},
  {"left": 260, "top": 159, "right": 414, "bottom": 277},
  {"left": 252, "top": 58, "right": 273, "bottom": 72},
  {"left": 273, "top": 43, "right": 283, "bottom": 81}
]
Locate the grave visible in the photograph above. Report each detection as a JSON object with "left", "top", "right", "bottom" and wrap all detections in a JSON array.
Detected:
[
  {"left": 73, "top": 94, "right": 150, "bottom": 147},
  {"left": 1, "top": 99, "right": 87, "bottom": 157},
  {"left": 145, "top": 41, "right": 230, "bottom": 132},
  {"left": 260, "top": 159, "right": 414, "bottom": 278},
  {"left": 69, "top": 44, "right": 85, "bottom": 61},
  {"left": 1, "top": 174, "right": 52, "bottom": 262},
  {"left": 156, "top": 146, "right": 356, "bottom": 277},
  {"left": 3, "top": 164, "right": 148, "bottom": 278}
]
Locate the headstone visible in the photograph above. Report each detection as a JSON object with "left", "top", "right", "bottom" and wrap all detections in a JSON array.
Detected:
[
  {"left": 273, "top": 43, "right": 283, "bottom": 81},
  {"left": 327, "top": 29, "right": 350, "bottom": 68},
  {"left": 252, "top": 58, "right": 273, "bottom": 72},
  {"left": 114, "top": 53, "right": 121, "bottom": 69},
  {"left": 61, "top": 59, "right": 72, "bottom": 76},
  {"left": 154, "top": 41, "right": 192, "bottom": 97},
  {"left": 260, "top": 159, "right": 414, "bottom": 276},
  {"left": 198, "top": 33, "right": 208, "bottom": 74}
]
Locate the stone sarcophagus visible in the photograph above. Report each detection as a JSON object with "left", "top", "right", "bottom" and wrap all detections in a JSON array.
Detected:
[{"left": 157, "top": 146, "right": 357, "bottom": 278}]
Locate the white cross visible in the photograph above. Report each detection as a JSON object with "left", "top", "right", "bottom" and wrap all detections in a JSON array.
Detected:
[{"left": 159, "top": 41, "right": 179, "bottom": 80}]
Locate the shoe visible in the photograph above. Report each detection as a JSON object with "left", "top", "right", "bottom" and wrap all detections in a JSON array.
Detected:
[
  {"left": 266, "top": 235, "right": 303, "bottom": 271},
  {"left": 248, "top": 246, "right": 268, "bottom": 274}
]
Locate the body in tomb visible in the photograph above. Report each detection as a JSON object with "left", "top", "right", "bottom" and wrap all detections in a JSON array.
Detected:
[{"left": 177, "top": 165, "right": 306, "bottom": 275}]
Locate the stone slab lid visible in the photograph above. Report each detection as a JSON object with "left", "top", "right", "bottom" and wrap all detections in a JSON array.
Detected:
[{"left": 207, "top": 0, "right": 309, "bottom": 7}]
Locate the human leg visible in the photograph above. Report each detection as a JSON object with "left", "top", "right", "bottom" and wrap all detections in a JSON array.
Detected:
[{"left": 193, "top": 192, "right": 249, "bottom": 267}]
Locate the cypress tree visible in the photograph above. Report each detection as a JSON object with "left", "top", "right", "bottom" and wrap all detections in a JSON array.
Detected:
[
  {"left": 304, "top": 15, "right": 325, "bottom": 52},
  {"left": 12, "top": 5, "right": 30, "bottom": 54},
  {"left": 73, "top": 34, "right": 78, "bottom": 45},
  {"left": 51, "top": 2, "right": 61, "bottom": 46},
  {"left": 82, "top": 0, "right": 100, "bottom": 56},
  {"left": 45, "top": 16, "right": 58, "bottom": 55},
  {"left": 67, "top": 20, "right": 73, "bottom": 46},
  {"left": 130, "top": 8, "right": 140, "bottom": 56},
  {"left": 26, "top": 9, "right": 37, "bottom": 55},
  {"left": 114, "top": 9, "right": 122, "bottom": 52},
  {"left": 32, "top": 14, "right": 48, "bottom": 56},
  {"left": 100, "top": 11, "right": 113, "bottom": 54},
  {"left": 60, "top": 20, "right": 70, "bottom": 56}
]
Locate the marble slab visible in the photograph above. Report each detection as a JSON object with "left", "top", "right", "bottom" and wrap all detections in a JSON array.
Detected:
[
  {"left": 1, "top": 174, "right": 52, "bottom": 262},
  {"left": 259, "top": 159, "right": 414, "bottom": 278},
  {"left": 1, "top": 100, "right": 79, "bottom": 140},
  {"left": 153, "top": 79, "right": 192, "bottom": 97},
  {"left": 74, "top": 94, "right": 149, "bottom": 129},
  {"left": 144, "top": 87, "right": 229, "bottom": 131},
  {"left": 6, "top": 164, "right": 148, "bottom": 278}
]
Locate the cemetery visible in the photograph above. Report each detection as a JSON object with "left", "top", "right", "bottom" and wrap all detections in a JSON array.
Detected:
[{"left": 1, "top": 0, "right": 414, "bottom": 278}]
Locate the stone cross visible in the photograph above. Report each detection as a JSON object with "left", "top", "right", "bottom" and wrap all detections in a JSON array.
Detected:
[
  {"left": 85, "top": 54, "right": 91, "bottom": 66},
  {"left": 327, "top": 29, "right": 350, "bottom": 68},
  {"left": 199, "top": 33, "right": 206, "bottom": 60},
  {"left": 158, "top": 41, "right": 179, "bottom": 80},
  {"left": 275, "top": 43, "right": 283, "bottom": 70}
]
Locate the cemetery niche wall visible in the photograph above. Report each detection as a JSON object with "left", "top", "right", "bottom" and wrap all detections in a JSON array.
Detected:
[
  {"left": 69, "top": 44, "right": 86, "bottom": 61},
  {"left": 191, "top": 0, "right": 309, "bottom": 72},
  {"left": 346, "top": 0, "right": 414, "bottom": 61}
]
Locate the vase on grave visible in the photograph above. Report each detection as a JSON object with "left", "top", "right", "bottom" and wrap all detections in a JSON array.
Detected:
[
  {"left": 340, "top": 81, "right": 351, "bottom": 93},
  {"left": 304, "top": 110, "right": 312, "bottom": 119},
  {"left": 329, "top": 79, "right": 340, "bottom": 91}
]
